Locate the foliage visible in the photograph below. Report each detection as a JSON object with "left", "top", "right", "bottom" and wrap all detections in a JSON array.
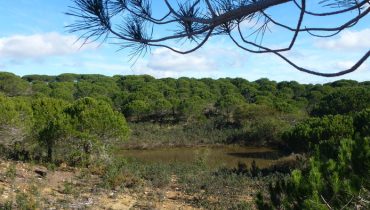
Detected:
[
  {"left": 233, "top": 104, "right": 291, "bottom": 145},
  {"left": 66, "top": 0, "right": 369, "bottom": 77},
  {"left": 0, "top": 95, "right": 33, "bottom": 158},
  {"left": 64, "top": 97, "right": 130, "bottom": 165},
  {"left": 0, "top": 201, "right": 12, "bottom": 210},
  {"left": 0, "top": 72, "right": 30, "bottom": 96},
  {"left": 2, "top": 73, "right": 369, "bottom": 155},
  {"left": 103, "top": 158, "right": 260, "bottom": 209},
  {"left": 283, "top": 115, "right": 354, "bottom": 153},
  {"left": 22, "top": 74, "right": 56, "bottom": 82},
  {"left": 0, "top": 95, "right": 20, "bottom": 131},
  {"left": 5, "top": 164, "right": 16, "bottom": 181},
  {"left": 0, "top": 92, "right": 130, "bottom": 166},
  {"left": 123, "top": 99, "right": 151, "bottom": 121},
  {"left": 178, "top": 96, "right": 207, "bottom": 122},
  {"left": 31, "top": 97, "right": 70, "bottom": 162},
  {"left": 257, "top": 136, "right": 370, "bottom": 209},
  {"left": 312, "top": 87, "right": 370, "bottom": 116},
  {"left": 16, "top": 191, "right": 39, "bottom": 210},
  {"left": 49, "top": 82, "right": 75, "bottom": 101},
  {"left": 353, "top": 108, "right": 370, "bottom": 137},
  {"left": 258, "top": 107, "right": 370, "bottom": 209},
  {"left": 101, "top": 158, "right": 130, "bottom": 189},
  {"left": 66, "top": 97, "right": 129, "bottom": 142},
  {"left": 125, "top": 122, "right": 240, "bottom": 148}
]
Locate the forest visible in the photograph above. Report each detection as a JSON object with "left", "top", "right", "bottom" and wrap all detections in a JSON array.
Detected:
[{"left": 0, "top": 71, "right": 369, "bottom": 209}]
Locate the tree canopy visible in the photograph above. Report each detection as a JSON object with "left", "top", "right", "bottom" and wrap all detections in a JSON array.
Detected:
[{"left": 67, "top": 0, "right": 369, "bottom": 77}]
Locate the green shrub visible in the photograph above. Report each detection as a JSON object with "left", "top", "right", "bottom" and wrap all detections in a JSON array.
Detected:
[
  {"left": 31, "top": 97, "right": 70, "bottom": 162},
  {"left": 61, "top": 182, "right": 74, "bottom": 195},
  {"left": 0, "top": 201, "right": 13, "bottom": 210},
  {"left": 233, "top": 104, "right": 291, "bottom": 145},
  {"left": 0, "top": 96, "right": 33, "bottom": 156},
  {"left": 257, "top": 136, "right": 370, "bottom": 209},
  {"left": 353, "top": 108, "right": 370, "bottom": 137},
  {"left": 30, "top": 97, "right": 130, "bottom": 166},
  {"left": 16, "top": 192, "right": 38, "bottom": 210},
  {"left": 283, "top": 115, "right": 354, "bottom": 153},
  {"left": 138, "top": 163, "right": 171, "bottom": 188},
  {"left": 5, "top": 164, "right": 16, "bottom": 181},
  {"left": 0, "top": 72, "right": 30, "bottom": 96},
  {"left": 312, "top": 87, "right": 370, "bottom": 116},
  {"left": 101, "top": 158, "right": 129, "bottom": 189}
]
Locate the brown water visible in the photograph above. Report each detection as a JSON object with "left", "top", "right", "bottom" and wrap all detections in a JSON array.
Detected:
[{"left": 119, "top": 146, "right": 285, "bottom": 169}]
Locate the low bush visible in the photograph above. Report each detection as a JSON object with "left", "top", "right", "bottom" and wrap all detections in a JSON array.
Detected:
[
  {"left": 283, "top": 115, "right": 354, "bottom": 153},
  {"left": 257, "top": 136, "right": 370, "bottom": 209}
]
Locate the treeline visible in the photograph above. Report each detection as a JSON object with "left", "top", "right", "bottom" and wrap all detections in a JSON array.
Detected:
[
  {"left": 3, "top": 72, "right": 369, "bottom": 118},
  {"left": 1, "top": 72, "right": 369, "bottom": 146}
]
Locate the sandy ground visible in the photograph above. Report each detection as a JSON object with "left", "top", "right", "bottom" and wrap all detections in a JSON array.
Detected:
[{"left": 0, "top": 159, "right": 201, "bottom": 209}]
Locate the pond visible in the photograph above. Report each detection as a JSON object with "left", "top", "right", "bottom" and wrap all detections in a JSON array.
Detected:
[{"left": 119, "top": 145, "right": 286, "bottom": 169}]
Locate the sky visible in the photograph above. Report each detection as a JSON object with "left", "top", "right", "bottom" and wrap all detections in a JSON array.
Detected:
[{"left": 0, "top": 0, "right": 369, "bottom": 83}]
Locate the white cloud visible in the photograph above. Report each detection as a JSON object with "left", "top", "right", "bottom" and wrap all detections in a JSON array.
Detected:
[
  {"left": 51, "top": 60, "right": 131, "bottom": 76},
  {"left": 237, "top": 58, "right": 370, "bottom": 84},
  {"left": 315, "top": 28, "right": 370, "bottom": 51},
  {"left": 134, "top": 41, "right": 248, "bottom": 77},
  {"left": 83, "top": 62, "right": 129, "bottom": 73},
  {"left": 146, "top": 48, "right": 217, "bottom": 72},
  {"left": 333, "top": 60, "right": 368, "bottom": 72},
  {"left": 127, "top": 67, "right": 228, "bottom": 79},
  {"left": 334, "top": 61, "right": 356, "bottom": 69},
  {"left": 0, "top": 32, "right": 96, "bottom": 60}
]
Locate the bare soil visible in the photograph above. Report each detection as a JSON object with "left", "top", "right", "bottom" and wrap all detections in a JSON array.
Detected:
[{"left": 0, "top": 159, "right": 201, "bottom": 209}]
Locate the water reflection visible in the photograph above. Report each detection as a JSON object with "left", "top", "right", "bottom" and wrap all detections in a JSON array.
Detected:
[
  {"left": 227, "top": 151, "right": 284, "bottom": 160},
  {"left": 119, "top": 146, "right": 285, "bottom": 169}
]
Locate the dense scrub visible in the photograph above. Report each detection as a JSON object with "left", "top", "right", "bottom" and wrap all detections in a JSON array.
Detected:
[
  {"left": 257, "top": 109, "right": 370, "bottom": 209},
  {"left": 0, "top": 94, "right": 129, "bottom": 166}
]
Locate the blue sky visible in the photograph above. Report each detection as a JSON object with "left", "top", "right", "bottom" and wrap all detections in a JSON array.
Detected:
[{"left": 0, "top": 0, "right": 369, "bottom": 83}]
